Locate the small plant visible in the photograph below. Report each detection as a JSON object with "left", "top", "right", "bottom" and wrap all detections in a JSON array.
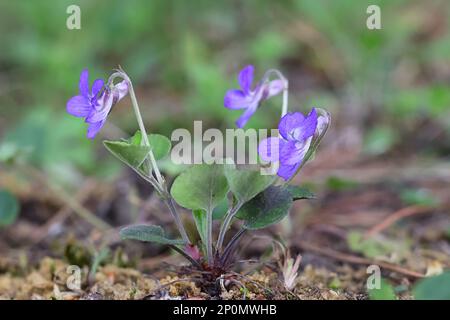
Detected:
[
  {"left": 272, "top": 240, "right": 302, "bottom": 292},
  {"left": 66, "top": 65, "right": 330, "bottom": 290}
]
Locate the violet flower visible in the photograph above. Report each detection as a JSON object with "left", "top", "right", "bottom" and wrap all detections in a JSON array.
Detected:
[
  {"left": 258, "top": 109, "right": 319, "bottom": 180},
  {"left": 67, "top": 69, "right": 128, "bottom": 139},
  {"left": 224, "top": 65, "right": 284, "bottom": 128}
]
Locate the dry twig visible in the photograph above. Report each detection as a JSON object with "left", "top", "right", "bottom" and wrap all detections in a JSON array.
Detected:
[
  {"left": 296, "top": 241, "right": 425, "bottom": 279},
  {"left": 365, "top": 205, "right": 432, "bottom": 238}
]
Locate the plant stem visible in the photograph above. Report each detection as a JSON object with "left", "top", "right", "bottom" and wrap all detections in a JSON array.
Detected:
[
  {"left": 125, "top": 77, "right": 165, "bottom": 186},
  {"left": 164, "top": 196, "right": 190, "bottom": 244},
  {"left": 220, "top": 227, "right": 247, "bottom": 266},
  {"left": 216, "top": 201, "right": 243, "bottom": 254},
  {"left": 206, "top": 208, "right": 213, "bottom": 265},
  {"left": 130, "top": 165, "right": 163, "bottom": 194},
  {"left": 261, "top": 69, "right": 289, "bottom": 118},
  {"left": 108, "top": 69, "right": 190, "bottom": 244},
  {"left": 281, "top": 80, "right": 288, "bottom": 117},
  {"left": 258, "top": 69, "right": 289, "bottom": 179},
  {"left": 168, "top": 245, "right": 202, "bottom": 269}
]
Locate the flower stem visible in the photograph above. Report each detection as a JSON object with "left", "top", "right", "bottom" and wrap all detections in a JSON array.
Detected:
[
  {"left": 281, "top": 80, "right": 289, "bottom": 117},
  {"left": 108, "top": 69, "right": 190, "bottom": 245},
  {"left": 260, "top": 68, "right": 289, "bottom": 179},
  {"left": 125, "top": 77, "right": 165, "bottom": 186},
  {"left": 216, "top": 201, "right": 244, "bottom": 254},
  {"left": 261, "top": 69, "right": 289, "bottom": 118},
  {"left": 164, "top": 196, "right": 190, "bottom": 244},
  {"left": 128, "top": 79, "right": 190, "bottom": 244}
]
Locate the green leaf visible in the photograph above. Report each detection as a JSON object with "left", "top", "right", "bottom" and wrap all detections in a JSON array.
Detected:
[
  {"left": 286, "top": 186, "right": 315, "bottom": 201},
  {"left": 212, "top": 197, "right": 229, "bottom": 220},
  {"left": 0, "top": 143, "right": 30, "bottom": 165},
  {"left": 236, "top": 186, "right": 293, "bottom": 230},
  {"left": 413, "top": 272, "right": 450, "bottom": 300},
  {"left": 103, "top": 140, "right": 151, "bottom": 170},
  {"left": 192, "top": 209, "right": 207, "bottom": 245},
  {"left": 120, "top": 225, "right": 184, "bottom": 245},
  {"left": 347, "top": 231, "right": 388, "bottom": 258},
  {"left": 363, "top": 126, "right": 398, "bottom": 156},
  {"left": 369, "top": 279, "right": 396, "bottom": 300},
  {"left": 130, "top": 131, "right": 171, "bottom": 160},
  {"left": 105, "top": 131, "right": 171, "bottom": 175},
  {"left": 0, "top": 190, "right": 19, "bottom": 227},
  {"left": 149, "top": 134, "right": 171, "bottom": 160},
  {"left": 326, "top": 176, "right": 359, "bottom": 191},
  {"left": 347, "top": 231, "right": 409, "bottom": 259},
  {"left": 170, "top": 164, "right": 229, "bottom": 212},
  {"left": 224, "top": 164, "right": 274, "bottom": 203},
  {"left": 129, "top": 130, "right": 142, "bottom": 145},
  {"left": 89, "top": 248, "right": 110, "bottom": 283},
  {"left": 400, "top": 188, "right": 438, "bottom": 207}
]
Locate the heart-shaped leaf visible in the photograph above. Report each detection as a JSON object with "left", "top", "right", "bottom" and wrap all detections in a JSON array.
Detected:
[
  {"left": 103, "top": 140, "right": 151, "bottom": 170},
  {"left": 105, "top": 131, "right": 171, "bottom": 174},
  {"left": 236, "top": 186, "right": 293, "bottom": 230},
  {"left": 212, "top": 197, "right": 229, "bottom": 220},
  {"left": 120, "top": 225, "right": 184, "bottom": 245},
  {"left": 170, "top": 164, "right": 229, "bottom": 212},
  {"left": 286, "top": 186, "right": 315, "bottom": 201},
  {"left": 0, "top": 190, "right": 19, "bottom": 227},
  {"left": 224, "top": 164, "right": 274, "bottom": 203},
  {"left": 130, "top": 131, "right": 171, "bottom": 160}
]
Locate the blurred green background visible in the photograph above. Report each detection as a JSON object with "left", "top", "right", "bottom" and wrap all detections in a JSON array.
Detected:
[
  {"left": 0, "top": 0, "right": 449, "bottom": 182},
  {"left": 1, "top": 0, "right": 449, "bottom": 299}
]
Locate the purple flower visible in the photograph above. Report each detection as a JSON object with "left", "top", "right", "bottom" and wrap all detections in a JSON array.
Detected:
[
  {"left": 258, "top": 109, "right": 318, "bottom": 180},
  {"left": 224, "top": 65, "right": 284, "bottom": 128},
  {"left": 67, "top": 69, "right": 128, "bottom": 139}
]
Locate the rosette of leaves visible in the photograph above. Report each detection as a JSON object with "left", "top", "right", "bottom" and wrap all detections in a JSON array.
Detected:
[{"left": 169, "top": 163, "right": 314, "bottom": 265}]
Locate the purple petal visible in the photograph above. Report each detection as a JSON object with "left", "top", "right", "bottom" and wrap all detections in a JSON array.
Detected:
[
  {"left": 279, "top": 138, "right": 312, "bottom": 165},
  {"left": 85, "top": 91, "right": 114, "bottom": 123},
  {"left": 86, "top": 120, "right": 105, "bottom": 139},
  {"left": 279, "top": 140, "right": 300, "bottom": 165},
  {"left": 258, "top": 137, "right": 281, "bottom": 162},
  {"left": 235, "top": 103, "right": 257, "bottom": 128},
  {"left": 224, "top": 89, "right": 249, "bottom": 110},
  {"left": 296, "top": 108, "right": 318, "bottom": 141},
  {"left": 266, "top": 79, "right": 284, "bottom": 98},
  {"left": 238, "top": 65, "right": 254, "bottom": 94},
  {"left": 79, "top": 69, "right": 89, "bottom": 97},
  {"left": 277, "top": 162, "right": 301, "bottom": 181},
  {"left": 278, "top": 109, "right": 318, "bottom": 142},
  {"left": 66, "top": 95, "right": 92, "bottom": 117},
  {"left": 113, "top": 80, "right": 128, "bottom": 101},
  {"left": 278, "top": 112, "right": 305, "bottom": 141},
  {"left": 91, "top": 79, "right": 104, "bottom": 97},
  {"left": 313, "top": 108, "right": 331, "bottom": 140}
]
